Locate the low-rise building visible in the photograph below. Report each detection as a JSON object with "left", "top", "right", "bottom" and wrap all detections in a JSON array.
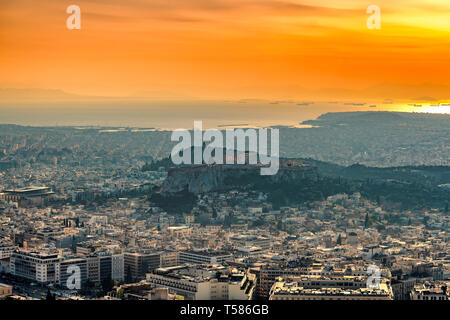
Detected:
[
  {"left": 410, "top": 282, "right": 449, "bottom": 301},
  {"left": 269, "top": 275, "right": 393, "bottom": 300},
  {"left": 179, "top": 250, "right": 232, "bottom": 265},
  {"left": 146, "top": 265, "right": 255, "bottom": 300},
  {"left": 0, "top": 283, "right": 13, "bottom": 298}
]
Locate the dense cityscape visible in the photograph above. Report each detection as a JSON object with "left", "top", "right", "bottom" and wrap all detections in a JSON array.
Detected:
[
  {"left": 0, "top": 112, "right": 448, "bottom": 302},
  {"left": 2, "top": 1, "right": 450, "bottom": 318}
]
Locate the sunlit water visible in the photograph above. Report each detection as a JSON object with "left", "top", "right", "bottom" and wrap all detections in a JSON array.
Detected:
[{"left": 0, "top": 100, "right": 448, "bottom": 129}]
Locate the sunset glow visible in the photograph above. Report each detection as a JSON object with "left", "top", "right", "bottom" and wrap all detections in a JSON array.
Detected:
[{"left": 0, "top": 0, "right": 449, "bottom": 110}]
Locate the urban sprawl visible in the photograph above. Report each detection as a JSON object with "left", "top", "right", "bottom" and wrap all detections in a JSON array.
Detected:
[{"left": 0, "top": 113, "right": 449, "bottom": 301}]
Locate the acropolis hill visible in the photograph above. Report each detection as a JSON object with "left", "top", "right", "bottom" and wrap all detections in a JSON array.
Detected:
[{"left": 162, "top": 160, "right": 318, "bottom": 194}]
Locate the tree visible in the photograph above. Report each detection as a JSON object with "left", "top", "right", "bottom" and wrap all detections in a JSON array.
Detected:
[
  {"left": 276, "top": 219, "right": 283, "bottom": 231},
  {"left": 197, "top": 215, "right": 211, "bottom": 226},
  {"left": 117, "top": 288, "right": 124, "bottom": 300},
  {"left": 336, "top": 234, "right": 342, "bottom": 246},
  {"left": 364, "top": 212, "right": 370, "bottom": 229},
  {"left": 141, "top": 162, "right": 152, "bottom": 172},
  {"left": 125, "top": 266, "right": 132, "bottom": 284},
  {"left": 45, "top": 289, "right": 55, "bottom": 301},
  {"left": 86, "top": 279, "right": 95, "bottom": 288},
  {"left": 224, "top": 212, "right": 234, "bottom": 227},
  {"left": 102, "top": 276, "right": 114, "bottom": 294}
]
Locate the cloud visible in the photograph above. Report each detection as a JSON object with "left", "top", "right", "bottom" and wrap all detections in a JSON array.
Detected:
[
  {"left": 344, "top": 102, "right": 366, "bottom": 106},
  {"left": 414, "top": 96, "right": 438, "bottom": 101},
  {"left": 296, "top": 101, "right": 315, "bottom": 106}
]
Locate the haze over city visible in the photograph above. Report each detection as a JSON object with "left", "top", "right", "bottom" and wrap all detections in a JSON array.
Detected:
[
  {"left": 0, "top": 0, "right": 449, "bottom": 310},
  {"left": 1, "top": 0, "right": 450, "bottom": 128}
]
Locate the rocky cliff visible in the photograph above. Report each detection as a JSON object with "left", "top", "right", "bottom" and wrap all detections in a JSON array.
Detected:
[{"left": 161, "top": 160, "right": 318, "bottom": 194}]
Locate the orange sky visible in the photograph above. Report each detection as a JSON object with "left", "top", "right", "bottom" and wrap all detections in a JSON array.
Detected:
[{"left": 1, "top": 0, "right": 450, "bottom": 106}]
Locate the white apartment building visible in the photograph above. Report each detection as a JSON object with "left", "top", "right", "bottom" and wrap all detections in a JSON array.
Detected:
[
  {"left": 146, "top": 265, "right": 255, "bottom": 300},
  {"left": 269, "top": 275, "right": 393, "bottom": 300},
  {"left": 178, "top": 250, "right": 232, "bottom": 265},
  {"left": 9, "top": 250, "right": 62, "bottom": 284}
]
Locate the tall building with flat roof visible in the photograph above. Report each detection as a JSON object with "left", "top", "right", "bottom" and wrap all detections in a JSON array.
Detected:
[
  {"left": 59, "top": 258, "right": 88, "bottom": 290},
  {"left": 146, "top": 265, "right": 255, "bottom": 300},
  {"left": 86, "top": 256, "right": 100, "bottom": 284},
  {"left": 124, "top": 251, "right": 161, "bottom": 282},
  {"left": 9, "top": 250, "right": 61, "bottom": 284},
  {"left": 111, "top": 253, "right": 124, "bottom": 282}
]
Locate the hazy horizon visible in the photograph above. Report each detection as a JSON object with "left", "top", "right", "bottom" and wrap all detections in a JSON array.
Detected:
[
  {"left": 2, "top": 0, "right": 450, "bottom": 104},
  {"left": 2, "top": 99, "right": 450, "bottom": 129}
]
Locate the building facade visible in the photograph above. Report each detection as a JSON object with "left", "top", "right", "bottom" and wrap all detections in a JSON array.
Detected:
[
  {"left": 9, "top": 251, "right": 61, "bottom": 284},
  {"left": 178, "top": 250, "right": 232, "bottom": 265}
]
